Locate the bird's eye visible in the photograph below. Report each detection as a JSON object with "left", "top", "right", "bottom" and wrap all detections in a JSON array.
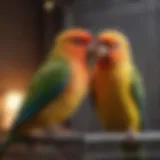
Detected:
[{"left": 71, "top": 38, "right": 85, "bottom": 45}]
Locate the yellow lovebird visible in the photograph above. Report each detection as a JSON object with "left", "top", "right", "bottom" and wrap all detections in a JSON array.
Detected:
[
  {"left": 0, "top": 28, "right": 94, "bottom": 159},
  {"left": 91, "top": 29, "right": 147, "bottom": 160}
]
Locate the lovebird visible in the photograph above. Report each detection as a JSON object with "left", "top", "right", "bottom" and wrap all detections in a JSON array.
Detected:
[
  {"left": 90, "top": 29, "right": 147, "bottom": 160},
  {"left": 0, "top": 28, "right": 94, "bottom": 158}
]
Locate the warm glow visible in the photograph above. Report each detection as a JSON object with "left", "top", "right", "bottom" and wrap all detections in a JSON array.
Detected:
[
  {"left": 3, "top": 91, "right": 24, "bottom": 129},
  {"left": 5, "top": 91, "right": 24, "bottom": 110},
  {"left": 43, "top": 0, "right": 55, "bottom": 12}
]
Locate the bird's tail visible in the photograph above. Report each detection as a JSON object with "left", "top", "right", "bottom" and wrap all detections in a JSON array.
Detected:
[
  {"left": 0, "top": 135, "right": 13, "bottom": 160},
  {"left": 120, "top": 141, "right": 147, "bottom": 160}
]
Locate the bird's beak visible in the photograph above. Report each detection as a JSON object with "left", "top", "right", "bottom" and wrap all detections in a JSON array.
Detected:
[{"left": 96, "top": 44, "right": 109, "bottom": 58}]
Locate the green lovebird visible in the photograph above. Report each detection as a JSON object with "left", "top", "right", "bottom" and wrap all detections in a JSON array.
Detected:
[{"left": 0, "top": 28, "right": 94, "bottom": 159}]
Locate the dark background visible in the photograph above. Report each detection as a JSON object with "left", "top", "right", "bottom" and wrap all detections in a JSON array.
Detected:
[{"left": 0, "top": 0, "right": 159, "bottom": 132}]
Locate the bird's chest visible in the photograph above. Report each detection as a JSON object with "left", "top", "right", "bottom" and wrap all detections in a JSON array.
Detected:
[
  {"left": 66, "top": 64, "right": 89, "bottom": 105},
  {"left": 94, "top": 70, "right": 131, "bottom": 129},
  {"left": 94, "top": 70, "right": 129, "bottom": 103},
  {"left": 35, "top": 64, "right": 89, "bottom": 126}
]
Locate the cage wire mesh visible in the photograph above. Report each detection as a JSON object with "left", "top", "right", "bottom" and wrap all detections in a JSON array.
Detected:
[{"left": 1, "top": 132, "right": 160, "bottom": 160}]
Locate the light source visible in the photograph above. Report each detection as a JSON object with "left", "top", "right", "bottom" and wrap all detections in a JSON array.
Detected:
[
  {"left": 43, "top": 0, "right": 55, "bottom": 12},
  {"left": 4, "top": 91, "right": 24, "bottom": 129},
  {"left": 5, "top": 91, "right": 24, "bottom": 111}
]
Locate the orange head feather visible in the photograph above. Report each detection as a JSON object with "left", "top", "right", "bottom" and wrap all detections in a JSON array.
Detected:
[
  {"left": 95, "top": 29, "right": 132, "bottom": 69},
  {"left": 53, "top": 28, "right": 94, "bottom": 64}
]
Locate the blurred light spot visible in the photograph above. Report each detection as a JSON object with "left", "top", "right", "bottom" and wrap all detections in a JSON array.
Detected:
[
  {"left": 43, "top": 0, "right": 55, "bottom": 12},
  {"left": 4, "top": 91, "right": 24, "bottom": 129},
  {"left": 5, "top": 91, "right": 24, "bottom": 111}
]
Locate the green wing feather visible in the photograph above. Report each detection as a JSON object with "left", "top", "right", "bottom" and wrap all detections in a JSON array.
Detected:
[
  {"left": 130, "top": 67, "right": 147, "bottom": 129},
  {"left": 121, "top": 67, "right": 147, "bottom": 160},
  {"left": 11, "top": 58, "right": 71, "bottom": 131}
]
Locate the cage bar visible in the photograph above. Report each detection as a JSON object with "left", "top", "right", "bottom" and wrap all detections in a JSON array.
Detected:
[{"left": 1, "top": 132, "right": 160, "bottom": 160}]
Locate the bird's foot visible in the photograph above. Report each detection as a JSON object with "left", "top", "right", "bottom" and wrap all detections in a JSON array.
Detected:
[
  {"left": 47, "top": 125, "right": 73, "bottom": 137},
  {"left": 123, "top": 129, "right": 139, "bottom": 150},
  {"left": 30, "top": 128, "right": 46, "bottom": 138},
  {"left": 53, "top": 125, "right": 72, "bottom": 136},
  {"left": 23, "top": 129, "right": 45, "bottom": 152},
  {"left": 126, "top": 129, "right": 135, "bottom": 142}
]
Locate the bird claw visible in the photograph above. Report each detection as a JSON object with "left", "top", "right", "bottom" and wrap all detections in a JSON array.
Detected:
[
  {"left": 47, "top": 125, "right": 73, "bottom": 137},
  {"left": 30, "top": 129, "right": 46, "bottom": 138},
  {"left": 122, "top": 129, "right": 139, "bottom": 150},
  {"left": 53, "top": 127, "right": 72, "bottom": 136},
  {"left": 126, "top": 129, "right": 135, "bottom": 142}
]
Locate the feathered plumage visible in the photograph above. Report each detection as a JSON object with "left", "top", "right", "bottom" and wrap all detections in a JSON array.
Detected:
[
  {"left": 91, "top": 29, "right": 147, "bottom": 160},
  {"left": 0, "top": 28, "right": 93, "bottom": 159}
]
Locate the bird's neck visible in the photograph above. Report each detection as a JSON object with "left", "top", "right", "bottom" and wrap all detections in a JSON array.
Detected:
[
  {"left": 96, "top": 61, "right": 132, "bottom": 75},
  {"left": 47, "top": 48, "right": 88, "bottom": 70}
]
